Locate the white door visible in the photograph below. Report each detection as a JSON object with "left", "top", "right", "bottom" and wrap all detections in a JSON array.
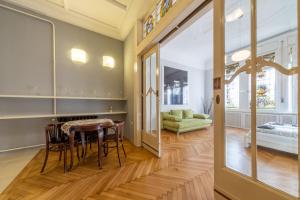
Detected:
[
  {"left": 214, "top": 0, "right": 300, "bottom": 199},
  {"left": 142, "top": 45, "right": 161, "bottom": 157}
]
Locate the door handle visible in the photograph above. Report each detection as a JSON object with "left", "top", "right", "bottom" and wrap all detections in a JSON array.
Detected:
[{"left": 216, "top": 95, "right": 220, "bottom": 104}]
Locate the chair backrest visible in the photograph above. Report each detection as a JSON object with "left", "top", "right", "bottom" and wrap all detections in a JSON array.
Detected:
[
  {"left": 57, "top": 115, "right": 97, "bottom": 123},
  {"left": 45, "top": 123, "right": 67, "bottom": 143},
  {"left": 114, "top": 121, "right": 125, "bottom": 140}
]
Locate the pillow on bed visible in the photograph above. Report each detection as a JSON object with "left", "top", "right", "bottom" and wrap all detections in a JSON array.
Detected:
[{"left": 257, "top": 124, "right": 275, "bottom": 129}]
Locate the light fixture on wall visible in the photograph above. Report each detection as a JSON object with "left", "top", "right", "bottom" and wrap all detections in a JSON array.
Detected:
[
  {"left": 71, "top": 48, "right": 87, "bottom": 63},
  {"left": 226, "top": 8, "right": 244, "bottom": 22},
  {"left": 231, "top": 49, "right": 251, "bottom": 62},
  {"left": 103, "top": 56, "right": 115, "bottom": 69}
]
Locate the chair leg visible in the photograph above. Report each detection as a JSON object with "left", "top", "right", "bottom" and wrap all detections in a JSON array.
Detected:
[
  {"left": 41, "top": 145, "right": 50, "bottom": 173},
  {"left": 63, "top": 144, "right": 67, "bottom": 173},
  {"left": 59, "top": 146, "right": 62, "bottom": 161},
  {"left": 103, "top": 143, "right": 108, "bottom": 157},
  {"left": 121, "top": 142, "right": 126, "bottom": 158},
  {"left": 76, "top": 143, "right": 80, "bottom": 163},
  {"left": 97, "top": 129, "right": 104, "bottom": 169},
  {"left": 116, "top": 140, "right": 121, "bottom": 167}
]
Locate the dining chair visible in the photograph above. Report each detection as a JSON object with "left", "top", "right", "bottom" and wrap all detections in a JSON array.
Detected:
[
  {"left": 57, "top": 116, "right": 98, "bottom": 155},
  {"left": 40, "top": 123, "right": 80, "bottom": 173},
  {"left": 73, "top": 124, "right": 104, "bottom": 168},
  {"left": 103, "top": 120, "right": 126, "bottom": 167}
]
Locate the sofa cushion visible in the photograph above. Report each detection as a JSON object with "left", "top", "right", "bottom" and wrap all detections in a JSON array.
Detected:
[
  {"left": 170, "top": 110, "right": 183, "bottom": 119},
  {"left": 161, "top": 112, "right": 170, "bottom": 119},
  {"left": 163, "top": 118, "right": 211, "bottom": 129},
  {"left": 163, "top": 114, "right": 182, "bottom": 122},
  {"left": 193, "top": 114, "right": 210, "bottom": 119},
  {"left": 183, "top": 109, "right": 193, "bottom": 119}
]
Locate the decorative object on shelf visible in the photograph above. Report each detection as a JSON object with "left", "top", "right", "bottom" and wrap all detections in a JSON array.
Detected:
[
  {"left": 109, "top": 106, "right": 113, "bottom": 112},
  {"left": 71, "top": 48, "right": 87, "bottom": 64},
  {"left": 103, "top": 56, "right": 115, "bottom": 69}
]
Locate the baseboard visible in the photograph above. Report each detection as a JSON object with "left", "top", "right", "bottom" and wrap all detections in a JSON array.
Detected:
[{"left": 0, "top": 144, "right": 45, "bottom": 153}]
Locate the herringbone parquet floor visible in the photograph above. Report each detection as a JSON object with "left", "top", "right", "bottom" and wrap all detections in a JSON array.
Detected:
[{"left": 0, "top": 128, "right": 214, "bottom": 200}]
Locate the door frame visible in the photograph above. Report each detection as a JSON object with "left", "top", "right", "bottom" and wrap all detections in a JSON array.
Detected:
[
  {"left": 213, "top": 0, "right": 300, "bottom": 199},
  {"left": 141, "top": 44, "right": 161, "bottom": 157}
]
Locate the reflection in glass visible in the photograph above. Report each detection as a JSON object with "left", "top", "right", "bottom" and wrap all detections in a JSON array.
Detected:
[
  {"left": 144, "top": 53, "right": 158, "bottom": 136},
  {"left": 225, "top": 0, "right": 251, "bottom": 177},
  {"left": 255, "top": 0, "right": 298, "bottom": 196}
]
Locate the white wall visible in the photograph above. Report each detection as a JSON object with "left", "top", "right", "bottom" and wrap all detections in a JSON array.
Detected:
[{"left": 160, "top": 59, "right": 206, "bottom": 114}]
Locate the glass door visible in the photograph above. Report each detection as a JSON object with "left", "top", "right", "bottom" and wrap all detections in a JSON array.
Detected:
[
  {"left": 142, "top": 45, "right": 161, "bottom": 157},
  {"left": 214, "top": 0, "right": 299, "bottom": 199}
]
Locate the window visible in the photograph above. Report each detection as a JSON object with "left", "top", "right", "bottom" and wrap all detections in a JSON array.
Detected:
[
  {"left": 249, "top": 67, "right": 276, "bottom": 109},
  {"left": 225, "top": 63, "right": 240, "bottom": 109},
  {"left": 225, "top": 76, "right": 239, "bottom": 108}
]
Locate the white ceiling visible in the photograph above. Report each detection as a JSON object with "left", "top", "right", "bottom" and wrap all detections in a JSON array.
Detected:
[
  {"left": 161, "top": 0, "right": 297, "bottom": 70},
  {"left": 161, "top": 9, "right": 213, "bottom": 70},
  {"left": 3, "top": 0, "right": 155, "bottom": 40}
]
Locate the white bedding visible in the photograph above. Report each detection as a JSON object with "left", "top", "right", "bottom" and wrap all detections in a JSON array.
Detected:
[
  {"left": 245, "top": 122, "right": 298, "bottom": 154},
  {"left": 257, "top": 123, "right": 298, "bottom": 138}
]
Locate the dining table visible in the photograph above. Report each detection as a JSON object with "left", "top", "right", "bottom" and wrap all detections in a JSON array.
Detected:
[{"left": 61, "top": 118, "right": 115, "bottom": 170}]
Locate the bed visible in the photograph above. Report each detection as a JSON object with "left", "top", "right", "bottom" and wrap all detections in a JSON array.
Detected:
[{"left": 245, "top": 122, "right": 298, "bottom": 154}]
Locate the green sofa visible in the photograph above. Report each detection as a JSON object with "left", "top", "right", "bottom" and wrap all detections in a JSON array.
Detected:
[{"left": 161, "top": 109, "right": 212, "bottom": 136}]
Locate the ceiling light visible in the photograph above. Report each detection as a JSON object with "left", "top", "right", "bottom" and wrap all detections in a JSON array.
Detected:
[
  {"left": 71, "top": 48, "right": 87, "bottom": 63},
  {"left": 103, "top": 56, "right": 115, "bottom": 69},
  {"left": 226, "top": 8, "right": 244, "bottom": 22},
  {"left": 231, "top": 49, "right": 251, "bottom": 62}
]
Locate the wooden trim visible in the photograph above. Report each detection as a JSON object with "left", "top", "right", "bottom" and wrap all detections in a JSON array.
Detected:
[
  {"left": 298, "top": 0, "right": 300, "bottom": 197},
  {"left": 250, "top": 0, "right": 257, "bottom": 179}
]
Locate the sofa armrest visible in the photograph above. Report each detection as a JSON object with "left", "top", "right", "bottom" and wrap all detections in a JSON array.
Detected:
[{"left": 193, "top": 114, "right": 210, "bottom": 119}]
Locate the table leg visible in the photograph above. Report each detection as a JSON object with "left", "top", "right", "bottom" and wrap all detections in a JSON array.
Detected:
[
  {"left": 97, "top": 128, "right": 104, "bottom": 169},
  {"left": 69, "top": 131, "right": 75, "bottom": 171},
  {"left": 81, "top": 131, "right": 86, "bottom": 162}
]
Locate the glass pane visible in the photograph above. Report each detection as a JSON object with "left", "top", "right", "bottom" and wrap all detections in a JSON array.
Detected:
[
  {"left": 151, "top": 53, "right": 157, "bottom": 135},
  {"left": 145, "top": 56, "right": 151, "bottom": 134},
  {"left": 224, "top": 0, "right": 251, "bottom": 176},
  {"left": 256, "top": 0, "right": 298, "bottom": 197}
]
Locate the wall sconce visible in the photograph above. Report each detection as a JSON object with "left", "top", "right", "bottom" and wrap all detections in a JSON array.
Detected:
[
  {"left": 103, "top": 56, "right": 115, "bottom": 69},
  {"left": 71, "top": 48, "right": 87, "bottom": 63}
]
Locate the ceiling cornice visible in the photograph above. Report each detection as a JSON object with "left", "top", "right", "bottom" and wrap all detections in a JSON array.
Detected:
[{"left": 3, "top": 0, "right": 123, "bottom": 40}]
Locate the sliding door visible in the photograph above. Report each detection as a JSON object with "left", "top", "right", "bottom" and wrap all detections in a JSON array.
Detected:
[
  {"left": 214, "top": 0, "right": 300, "bottom": 199},
  {"left": 142, "top": 45, "right": 161, "bottom": 157}
]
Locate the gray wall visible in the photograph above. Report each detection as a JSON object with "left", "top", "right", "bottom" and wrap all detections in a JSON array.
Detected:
[
  {"left": 0, "top": 1, "right": 127, "bottom": 150},
  {"left": 123, "top": 28, "right": 135, "bottom": 143}
]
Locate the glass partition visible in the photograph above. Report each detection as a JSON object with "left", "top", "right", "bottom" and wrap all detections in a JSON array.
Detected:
[
  {"left": 256, "top": 0, "right": 299, "bottom": 196},
  {"left": 224, "top": 0, "right": 251, "bottom": 176}
]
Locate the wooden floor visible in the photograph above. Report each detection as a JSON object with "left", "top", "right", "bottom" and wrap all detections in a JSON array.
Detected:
[
  {"left": 226, "top": 128, "right": 298, "bottom": 197},
  {"left": 0, "top": 128, "right": 214, "bottom": 200},
  {"left": 1, "top": 127, "right": 297, "bottom": 199}
]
